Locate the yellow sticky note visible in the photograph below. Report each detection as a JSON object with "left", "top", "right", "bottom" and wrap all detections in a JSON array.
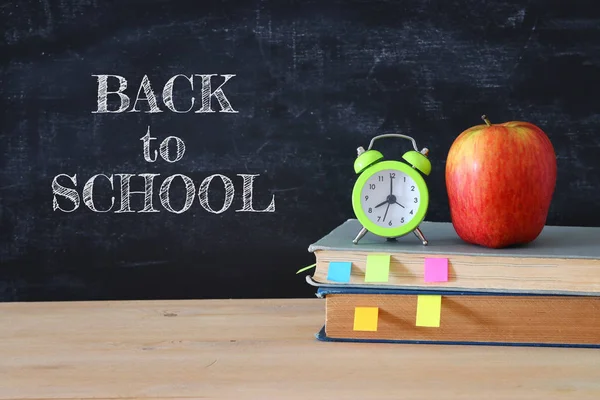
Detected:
[
  {"left": 416, "top": 295, "right": 442, "bottom": 327},
  {"left": 364, "top": 254, "right": 390, "bottom": 282},
  {"left": 353, "top": 307, "right": 379, "bottom": 331}
]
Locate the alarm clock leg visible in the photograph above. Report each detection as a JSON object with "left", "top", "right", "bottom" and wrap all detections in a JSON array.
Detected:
[
  {"left": 352, "top": 227, "right": 368, "bottom": 244},
  {"left": 413, "top": 227, "right": 428, "bottom": 246}
]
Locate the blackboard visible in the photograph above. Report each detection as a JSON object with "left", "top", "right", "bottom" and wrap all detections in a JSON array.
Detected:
[{"left": 1, "top": 0, "right": 599, "bottom": 301}]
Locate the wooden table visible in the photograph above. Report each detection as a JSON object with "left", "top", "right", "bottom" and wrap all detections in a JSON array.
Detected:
[{"left": 1, "top": 298, "right": 599, "bottom": 399}]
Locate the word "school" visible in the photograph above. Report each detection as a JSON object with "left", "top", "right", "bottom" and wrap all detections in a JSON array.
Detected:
[{"left": 52, "top": 173, "right": 275, "bottom": 214}]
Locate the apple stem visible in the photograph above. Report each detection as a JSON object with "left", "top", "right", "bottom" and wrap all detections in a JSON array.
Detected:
[{"left": 481, "top": 115, "right": 492, "bottom": 126}]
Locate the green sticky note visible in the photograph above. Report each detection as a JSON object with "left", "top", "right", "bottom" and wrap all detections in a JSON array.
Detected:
[
  {"left": 364, "top": 254, "right": 390, "bottom": 282},
  {"left": 416, "top": 295, "right": 442, "bottom": 327}
]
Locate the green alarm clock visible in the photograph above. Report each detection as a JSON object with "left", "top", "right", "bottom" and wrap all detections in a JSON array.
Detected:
[{"left": 351, "top": 134, "right": 432, "bottom": 245}]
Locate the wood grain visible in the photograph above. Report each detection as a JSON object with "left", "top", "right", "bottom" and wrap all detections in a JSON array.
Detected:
[
  {"left": 314, "top": 250, "right": 600, "bottom": 294},
  {"left": 1, "top": 298, "right": 600, "bottom": 399},
  {"left": 325, "top": 293, "right": 600, "bottom": 344}
]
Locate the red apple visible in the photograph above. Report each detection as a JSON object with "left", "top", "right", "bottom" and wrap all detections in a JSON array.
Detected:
[{"left": 445, "top": 115, "right": 557, "bottom": 248}]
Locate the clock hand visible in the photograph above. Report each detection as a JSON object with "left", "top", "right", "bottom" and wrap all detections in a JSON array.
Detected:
[
  {"left": 395, "top": 201, "right": 405, "bottom": 208},
  {"left": 390, "top": 175, "right": 393, "bottom": 195},
  {"left": 383, "top": 203, "right": 390, "bottom": 222},
  {"left": 374, "top": 199, "right": 388, "bottom": 208}
]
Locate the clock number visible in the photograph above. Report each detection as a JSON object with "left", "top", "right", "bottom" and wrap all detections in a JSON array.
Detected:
[
  {"left": 410, "top": 210, "right": 414, "bottom": 215},
  {"left": 390, "top": 173, "right": 396, "bottom": 178},
  {"left": 388, "top": 220, "right": 392, "bottom": 226},
  {"left": 377, "top": 216, "right": 381, "bottom": 222},
  {"left": 378, "top": 175, "right": 384, "bottom": 182},
  {"left": 365, "top": 195, "right": 369, "bottom": 201},
  {"left": 403, "top": 177, "right": 406, "bottom": 182},
  {"left": 368, "top": 208, "right": 372, "bottom": 213},
  {"left": 411, "top": 185, "right": 415, "bottom": 191},
  {"left": 369, "top": 184, "right": 376, "bottom": 190},
  {"left": 414, "top": 197, "right": 418, "bottom": 203},
  {"left": 401, "top": 217, "right": 404, "bottom": 223}
]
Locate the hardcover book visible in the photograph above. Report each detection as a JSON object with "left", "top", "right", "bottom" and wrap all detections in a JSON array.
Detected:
[
  {"left": 316, "top": 287, "right": 600, "bottom": 348},
  {"left": 305, "top": 219, "right": 600, "bottom": 295}
]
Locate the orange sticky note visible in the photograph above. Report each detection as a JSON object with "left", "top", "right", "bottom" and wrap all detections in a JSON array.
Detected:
[
  {"left": 416, "top": 295, "right": 442, "bottom": 327},
  {"left": 353, "top": 307, "right": 379, "bottom": 331}
]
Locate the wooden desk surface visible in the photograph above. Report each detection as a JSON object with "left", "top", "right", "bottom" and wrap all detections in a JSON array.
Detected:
[{"left": 1, "top": 298, "right": 599, "bottom": 399}]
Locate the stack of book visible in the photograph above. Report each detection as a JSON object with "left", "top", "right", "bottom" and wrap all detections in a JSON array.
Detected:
[{"left": 301, "top": 219, "right": 600, "bottom": 347}]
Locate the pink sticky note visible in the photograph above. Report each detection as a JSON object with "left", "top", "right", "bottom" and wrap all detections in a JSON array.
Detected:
[{"left": 424, "top": 258, "right": 449, "bottom": 282}]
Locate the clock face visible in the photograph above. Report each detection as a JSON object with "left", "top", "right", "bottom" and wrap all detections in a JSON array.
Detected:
[{"left": 359, "top": 169, "right": 421, "bottom": 229}]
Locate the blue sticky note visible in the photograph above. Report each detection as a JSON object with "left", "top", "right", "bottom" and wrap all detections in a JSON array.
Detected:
[{"left": 327, "top": 261, "right": 352, "bottom": 282}]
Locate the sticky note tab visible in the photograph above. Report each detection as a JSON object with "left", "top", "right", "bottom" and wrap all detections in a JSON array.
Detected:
[
  {"left": 353, "top": 307, "right": 379, "bottom": 331},
  {"left": 327, "top": 261, "right": 352, "bottom": 282},
  {"left": 416, "top": 295, "right": 442, "bottom": 327},
  {"left": 364, "top": 254, "right": 390, "bottom": 282},
  {"left": 424, "top": 257, "right": 449, "bottom": 282}
]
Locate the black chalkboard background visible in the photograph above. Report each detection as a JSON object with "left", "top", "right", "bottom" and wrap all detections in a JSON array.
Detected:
[{"left": 1, "top": 0, "right": 599, "bottom": 301}]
